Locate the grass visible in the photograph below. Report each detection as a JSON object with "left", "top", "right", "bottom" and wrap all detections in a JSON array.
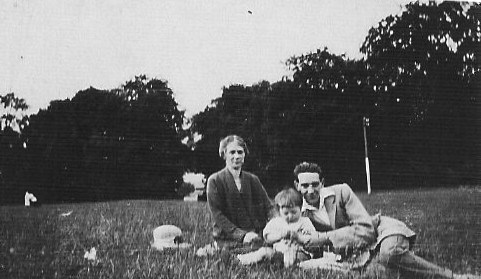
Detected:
[{"left": 1, "top": 187, "right": 480, "bottom": 278}]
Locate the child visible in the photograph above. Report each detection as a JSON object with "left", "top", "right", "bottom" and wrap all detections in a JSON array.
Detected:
[{"left": 237, "top": 188, "right": 316, "bottom": 266}]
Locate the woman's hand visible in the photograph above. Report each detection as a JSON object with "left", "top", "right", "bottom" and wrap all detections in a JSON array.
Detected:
[{"left": 243, "top": 232, "right": 261, "bottom": 243}]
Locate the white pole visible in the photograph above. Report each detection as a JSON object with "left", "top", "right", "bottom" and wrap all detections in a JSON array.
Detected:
[
  {"left": 365, "top": 157, "right": 371, "bottom": 194},
  {"left": 363, "top": 117, "right": 372, "bottom": 194}
]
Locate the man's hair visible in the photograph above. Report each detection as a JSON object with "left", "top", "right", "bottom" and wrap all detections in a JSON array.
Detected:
[
  {"left": 293, "top": 162, "right": 324, "bottom": 181},
  {"left": 218, "top": 135, "right": 249, "bottom": 159},
  {"left": 274, "top": 188, "right": 303, "bottom": 209}
]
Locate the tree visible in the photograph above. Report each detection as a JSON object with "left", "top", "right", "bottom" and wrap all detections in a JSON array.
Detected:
[
  {"left": 17, "top": 76, "right": 189, "bottom": 203},
  {"left": 116, "top": 75, "right": 188, "bottom": 199},
  {"left": 189, "top": 61, "right": 372, "bottom": 193},
  {"left": 361, "top": 2, "right": 480, "bottom": 85},
  {"left": 189, "top": 83, "right": 270, "bottom": 179},
  {"left": 360, "top": 1, "right": 481, "bottom": 185},
  {"left": 1, "top": 93, "right": 29, "bottom": 132},
  {"left": 176, "top": 182, "right": 195, "bottom": 197},
  {"left": 190, "top": 2, "right": 481, "bottom": 189},
  {"left": 279, "top": 48, "right": 382, "bottom": 186},
  {"left": 0, "top": 93, "right": 30, "bottom": 204}
]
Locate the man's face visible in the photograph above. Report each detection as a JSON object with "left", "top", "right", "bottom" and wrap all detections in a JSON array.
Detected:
[
  {"left": 278, "top": 206, "right": 302, "bottom": 224},
  {"left": 296, "top": 172, "right": 323, "bottom": 205},
  {"left": 224, "top": 141, "right": 245, "bottom": 170}
]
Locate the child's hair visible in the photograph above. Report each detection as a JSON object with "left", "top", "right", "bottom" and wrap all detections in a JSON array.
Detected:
[{"left": 274, "top": 188, "right": 303, "bottom": 209}]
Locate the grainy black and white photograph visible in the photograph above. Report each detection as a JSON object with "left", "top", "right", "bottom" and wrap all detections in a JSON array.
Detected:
[{"left": 1, "top": 0, "right": 480, "bottom": 278}]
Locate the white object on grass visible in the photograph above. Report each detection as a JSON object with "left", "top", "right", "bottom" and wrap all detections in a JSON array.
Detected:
[
  {"left": 196, "top": 242, "right": 219, "bottom": 257},
  {"left": 298, "top": 256, "right": 344, "bottom": 270},
  {"left": 24, "top": 191, "right": 37, "bottom": 206},
  {"left": 237, "top": 247, "right": 275, "bottom": 265},
  {"left": 151, "top": 225, "right": 191, "bottom": 251},
  {"left": 183, "top": 194, "right": 199, "bottom": 202},
  {"left": 324, "top": 251, "right": 342, "bottom": 262},
  {"left": 60, "top": 210, "right": 73, "bottom": 217},
  {"left": 84, "top": 247, "right": 97, "bottom": 261}
]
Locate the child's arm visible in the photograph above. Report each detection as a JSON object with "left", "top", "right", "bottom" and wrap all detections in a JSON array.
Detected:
[
  {"left": 263, "top": 218, "right": 288, "bottom": 244},
  {"left": 289, "top": 218, "right": 317, "bottom": 245},
  {"left": 264, "top": 230, "right": 288, "bottom": 244}
]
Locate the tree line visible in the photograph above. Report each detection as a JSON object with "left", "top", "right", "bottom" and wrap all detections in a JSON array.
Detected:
[
  {"left": 1, "top": 76, "right": 189, "bottom": 203},
  {"left": 1, "top": 1, "right": 479, "bottom": 203}
]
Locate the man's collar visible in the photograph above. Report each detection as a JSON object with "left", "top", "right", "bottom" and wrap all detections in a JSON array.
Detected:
[
  {"left": 301, "top": 187, "right": 335, "bottom": 212},
  {"left": 301, "top": 199, "right": 319, "bottom": 212}
]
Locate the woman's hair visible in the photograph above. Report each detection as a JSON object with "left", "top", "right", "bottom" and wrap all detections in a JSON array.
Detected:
[
  {"left": 274, "top": 188, "right": 303, "bottom": 209},
  {"left": 218, "top": 135, "right": 249, "bottom": 159},
  {"left": 293, "top": 162, "right": 323, "bottom": 181}
]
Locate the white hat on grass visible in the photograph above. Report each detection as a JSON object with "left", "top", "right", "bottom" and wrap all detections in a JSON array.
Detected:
[{"left": 151, "top": 225, "right": 191, "bottom": 251}]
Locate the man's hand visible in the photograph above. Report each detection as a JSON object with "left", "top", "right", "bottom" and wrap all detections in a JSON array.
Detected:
[{"left": 243, "top": 232, "right": 261, "bottom": 243}]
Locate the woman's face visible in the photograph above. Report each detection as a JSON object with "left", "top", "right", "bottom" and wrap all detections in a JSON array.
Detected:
[{"left": 224, "top": 141, "right": 245, "bottom": 170}]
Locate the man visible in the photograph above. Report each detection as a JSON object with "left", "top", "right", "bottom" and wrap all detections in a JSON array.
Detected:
[{"left": 293, "top": 162, "right": 478, "bottom": 279}]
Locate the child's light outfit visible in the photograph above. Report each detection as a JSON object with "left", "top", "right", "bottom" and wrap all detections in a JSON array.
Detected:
[
  {"left": 237, "top": 216, "right": 316, "bottom": 266},
  {"left": 263, "top": 216, "right": 316, "bottom": 254}
]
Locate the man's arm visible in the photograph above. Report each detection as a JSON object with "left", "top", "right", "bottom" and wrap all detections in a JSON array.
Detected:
[
  {"left": 309, "top": 184, "right": 376, "bottom": 250},
  {"left": 207, "top": 175, "right": 247, "bottom": 242},
  {"left": 299, "top": 217, "right": 317, "bottom": 235},
  {"left": 290, "top": 217, "right": 319, "bottom": 245}
]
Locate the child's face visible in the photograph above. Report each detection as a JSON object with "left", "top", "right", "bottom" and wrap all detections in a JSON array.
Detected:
[{"left": 278, "top": 205, "right": 301, "bottom": 224}]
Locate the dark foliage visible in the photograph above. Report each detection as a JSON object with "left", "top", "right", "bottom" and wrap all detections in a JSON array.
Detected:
[
  {"left": 189, "top": 2, "right": 481, "bottom": 193},
  {"left": 177, "top": 182, "right": 195, "bottom": 197},
  {"left": 0, "top": 93, "right": 29, "bottom": 204},
  {"left": 1, "top": 76, "right": 189, "bottom": 204},
  {"left": 1, "top": 2, "right": 480, "bottom": 203},
  {"left": 361, "top": 1, "right": 481, "bottom": 187}
]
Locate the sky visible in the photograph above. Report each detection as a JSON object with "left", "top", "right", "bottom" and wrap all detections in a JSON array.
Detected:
[{"left": 1, "top": 0, "right": 417, "bottom": 117}]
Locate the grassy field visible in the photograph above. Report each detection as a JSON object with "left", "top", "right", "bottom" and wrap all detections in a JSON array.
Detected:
[{"left": 1, "top": 187, "right": 480, "bottom": 278}]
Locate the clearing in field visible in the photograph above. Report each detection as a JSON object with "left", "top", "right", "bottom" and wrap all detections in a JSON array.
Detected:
[{"left": 1, "top": 187, "right": 480, "bottom": 278}]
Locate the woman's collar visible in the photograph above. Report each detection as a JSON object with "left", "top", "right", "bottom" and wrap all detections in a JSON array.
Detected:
[{"left": 226, "top": 166, "right": 242, "bottom": 177}]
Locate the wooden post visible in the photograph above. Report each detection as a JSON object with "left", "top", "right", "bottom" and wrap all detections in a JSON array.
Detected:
[{"left": 363, "top": 117, "right": 372, "bottom": 194}]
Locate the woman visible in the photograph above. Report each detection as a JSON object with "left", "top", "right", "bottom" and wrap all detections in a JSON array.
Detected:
[{"left": 207, "top": 135, "right": 274, "bottom": 247}]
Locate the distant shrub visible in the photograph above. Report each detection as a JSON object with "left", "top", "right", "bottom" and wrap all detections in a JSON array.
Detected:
[{"left": 177, "top": 182, "right": 195, "bottom": 197}]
